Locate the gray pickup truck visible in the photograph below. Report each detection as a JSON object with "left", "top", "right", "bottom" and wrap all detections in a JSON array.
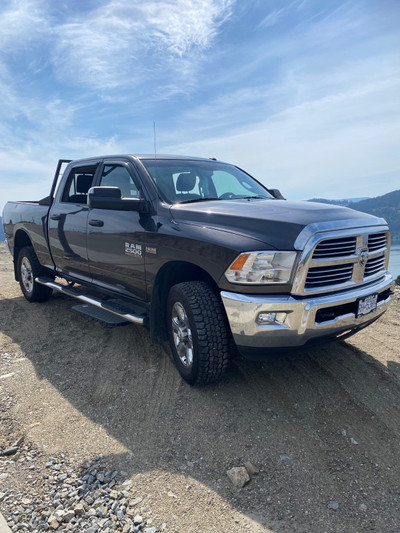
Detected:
[{"left": 2, "top": 155, "right": 395, "bottom": 384}]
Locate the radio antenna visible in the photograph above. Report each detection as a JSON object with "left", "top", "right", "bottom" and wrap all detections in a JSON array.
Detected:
[{"left": 153, "top": 122, "right": 157, "bottom": 158}]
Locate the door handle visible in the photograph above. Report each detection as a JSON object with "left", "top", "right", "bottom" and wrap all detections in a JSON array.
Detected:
[
  {"left": 89, "top": 219, "right": 104, "bottom": 227},
  {"left": 50, "top": 214, "right": 61, "bottom": 221}
]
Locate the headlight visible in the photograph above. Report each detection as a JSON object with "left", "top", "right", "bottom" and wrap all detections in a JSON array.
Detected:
[{"left": 224, "top": 251, "right": 297, "bottom": 284}]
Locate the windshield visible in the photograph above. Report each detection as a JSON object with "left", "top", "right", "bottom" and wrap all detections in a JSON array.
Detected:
[{"left": 141, "top": 159, "right": 274, "bottom": 204}]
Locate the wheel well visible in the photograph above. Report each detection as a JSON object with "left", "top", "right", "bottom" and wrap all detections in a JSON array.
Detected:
[
  {"left": 13, "top": 231, "right": 33, "bottom": 281},
  {"left": 150, "top": 262, "right": 220, "bottom": 343}
]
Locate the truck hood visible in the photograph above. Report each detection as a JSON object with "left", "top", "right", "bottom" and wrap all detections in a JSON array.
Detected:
[{"left": 170, "top": 199, "right": 384, "bottom": 250}]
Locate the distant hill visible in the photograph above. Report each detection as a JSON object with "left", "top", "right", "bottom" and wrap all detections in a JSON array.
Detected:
[
  {"left": 309, "top": 197, "right": 370, "bottom": 205},
  {"left": 0, "top": 216, "right": 4, "bottom": 241},
  {"left": 308, "top": 190, "right": 400, "bottom": 243}
]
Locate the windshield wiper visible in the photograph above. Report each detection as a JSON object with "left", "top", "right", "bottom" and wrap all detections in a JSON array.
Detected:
[
  {"left": 176, "top": 197, "right": 220, "bottom": 204},
  {"left": 237, "top": 195, "right": 270, "bottom": 200}
]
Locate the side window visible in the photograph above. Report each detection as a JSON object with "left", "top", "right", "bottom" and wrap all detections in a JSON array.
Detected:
[
  {"left": 62, "top": 166, "right": 97, "bottom": 204},
  {"left": 100, "top": 164, "right": 140, "bottom": 198}
]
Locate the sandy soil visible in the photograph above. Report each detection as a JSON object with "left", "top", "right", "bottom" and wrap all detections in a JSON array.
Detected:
[{"left": 0, "top": 241, "right": 399, "bottom": 532}]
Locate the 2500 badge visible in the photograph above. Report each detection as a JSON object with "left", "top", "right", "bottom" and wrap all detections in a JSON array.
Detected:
[{"left": 125, "top": 242, "right": 142, "bottom": 257}]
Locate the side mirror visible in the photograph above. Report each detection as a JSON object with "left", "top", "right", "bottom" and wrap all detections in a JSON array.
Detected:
[
  {"left": 88, "top": 187, "right": 149, "bottom": 212},
  {"left": 270, "top": 188, "right": 286, "bottom": 200}
]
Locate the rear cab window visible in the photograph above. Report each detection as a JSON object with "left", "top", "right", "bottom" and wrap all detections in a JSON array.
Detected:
[{"left": 61, "top": 165, "right": 97, "bottom": 204}]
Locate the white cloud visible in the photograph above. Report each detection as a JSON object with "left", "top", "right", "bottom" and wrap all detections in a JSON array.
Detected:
[
  {"left": 142, "top": 0, "right": 234, "bottom": 56},
  {"left": 52, "top": 0, "right": 234, "bottom": 94},
  {"left": 0, "top": 0, "right": 48, "bottom": 49}
]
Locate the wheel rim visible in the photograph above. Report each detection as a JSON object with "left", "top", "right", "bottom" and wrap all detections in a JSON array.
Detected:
[
  {"left": 171, "top": 301, "right": 193, "bottom": 368},
  {"left": 21, "top": 257, "right": 34, "bottom": 294}
]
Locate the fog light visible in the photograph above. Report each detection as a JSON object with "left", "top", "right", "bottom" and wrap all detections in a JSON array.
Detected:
[{"left": 256, "top": 312, "right": 288, "bottom": 326}]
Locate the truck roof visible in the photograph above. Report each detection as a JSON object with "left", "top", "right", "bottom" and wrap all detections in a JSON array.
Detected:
[{"left": 67, "top": 154, "right": 221, "bottom": 164}]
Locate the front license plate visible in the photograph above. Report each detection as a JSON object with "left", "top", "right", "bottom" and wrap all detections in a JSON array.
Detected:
[{"left": 357, "top": 293, "right": 378, "bottom": 318}]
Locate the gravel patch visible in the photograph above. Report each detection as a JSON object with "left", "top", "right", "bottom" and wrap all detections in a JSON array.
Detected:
[{"left": 1, "top": 447, "right": 158, "bottom": 532}]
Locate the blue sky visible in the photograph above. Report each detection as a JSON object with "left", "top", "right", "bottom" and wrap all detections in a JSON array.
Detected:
[{"left": 0, "top": 0, "right": 399, "bottom": 211}]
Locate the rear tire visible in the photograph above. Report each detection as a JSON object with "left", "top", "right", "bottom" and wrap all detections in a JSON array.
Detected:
[
  {"left": 17, "top": 246, "right": 53, "bottom": 302},
  {"left": 167, "top": 281, "right": 230, "bottom": 385}
]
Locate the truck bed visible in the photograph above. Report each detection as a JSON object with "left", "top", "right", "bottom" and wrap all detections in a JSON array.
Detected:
[{"left": 2, "top": 201, "right": 53, "bottom": 270}]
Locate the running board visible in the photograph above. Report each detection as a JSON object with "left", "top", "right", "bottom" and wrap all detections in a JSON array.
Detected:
[{"left": 35, "top": 277, "right": 145, "bottom": 325}]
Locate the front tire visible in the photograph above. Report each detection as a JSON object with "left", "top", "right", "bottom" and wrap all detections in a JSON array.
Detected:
[
  {"left": 17, "top": 246, "right": 53, "bottom": 302},
  {"left": 167, "top": 281, "right": 230, "bottom": 385}
]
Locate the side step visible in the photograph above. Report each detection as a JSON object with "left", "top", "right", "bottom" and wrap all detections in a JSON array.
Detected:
[
  {"left": 72, "top": 304, "right": 130, "bottom": 327},
  {"left": 35, "top": 277, "right": 146, "bottom": 326}
]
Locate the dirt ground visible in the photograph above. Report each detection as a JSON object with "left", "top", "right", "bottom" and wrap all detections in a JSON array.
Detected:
[{"left": 0, "top": 241, "right": 399, "bottom": 532}]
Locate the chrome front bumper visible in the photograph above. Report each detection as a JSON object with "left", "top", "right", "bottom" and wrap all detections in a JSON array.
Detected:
[{"left": 221, "top": 273, "right": 394, "bottom": 353}]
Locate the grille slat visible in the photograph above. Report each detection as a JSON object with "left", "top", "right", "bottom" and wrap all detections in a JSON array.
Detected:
[
  {"left": 308, "top": 265, "right": 353, "bottom": 276},
  {"left": 313, "top": 237, "right": 356, "bottom": 259},
  {"left": 365, "top": 256, "right": 385, "bottom": 277},
  {"left": 368, "top": 233, "right": 386, "bottom": 251},
  {"left": 305, "top": 264, "right": 353, "bottom": 287}
]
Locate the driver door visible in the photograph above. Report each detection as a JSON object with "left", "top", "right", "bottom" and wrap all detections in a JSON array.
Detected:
[{"left": 86, "top": 160, "right": 148, "bottom": 301}]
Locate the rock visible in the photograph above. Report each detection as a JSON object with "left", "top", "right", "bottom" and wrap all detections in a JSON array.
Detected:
[
  {"left": 0, "top": 492, "right": 6, "bottom": 502},
  {"left": 85, "top": 495, "right": 94, "bottom": 505},
  {"left": 145, "top": 528, "right": 157, "bottom": 533},
  {"left": 74, "top": 503, "right": 85, "bottom": 516},
  {"left": 62, "top": 510, "right": 75, "bottom": 522},
  {"left": 48, "top": 518, "right": 60, "bottom": 530},
  {"left": 328, "top": 501, "right": 339, "bottom": 510},
  {"left": 12, "top": 436, "right": 24, "bottom": 447},
  {"left": 226, "top": 467, "right": 250, "bottom": 488},
  {"left": 359, "top": 503, "right": 367, "bottom": 511},
  {"left": 350, "top": 438, "right": 358, "bottom": 445},
  {"left": 244, "top": 461, "right": 259, "bottom": 476},
  {"left": 2, "top": 446, "right": 19, "bottom": 456},
  {"left": 0, "top": 372, "right": 16, "bottom": 380},
  {"left": 134, "top": 515, "right": 143, "bottom": 525},
  {"left": 279, "top": 454, "right": 294, "bottom": 462}
]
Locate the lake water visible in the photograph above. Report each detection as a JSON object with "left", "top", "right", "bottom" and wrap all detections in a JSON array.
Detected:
[{"left": 389, "top": 244, "right": 400, "bottom": 278}]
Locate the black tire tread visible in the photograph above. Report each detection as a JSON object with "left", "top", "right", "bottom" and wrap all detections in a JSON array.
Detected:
[
  {"left": 168, "top": 281, "right": 230, "bottom": 385},
  {"left": 17, "top": 246, "right": 53, "bottom": 303}
]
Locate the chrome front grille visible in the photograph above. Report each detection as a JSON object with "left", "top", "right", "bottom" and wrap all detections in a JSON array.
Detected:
[{"left": 293, "top": 228, "right": 390, "bottom": 295}]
